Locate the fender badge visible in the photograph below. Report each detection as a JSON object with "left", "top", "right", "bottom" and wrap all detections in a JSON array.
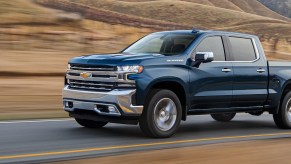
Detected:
[{"left": 166, "top": 59, "right": 184, "bottom": 62}]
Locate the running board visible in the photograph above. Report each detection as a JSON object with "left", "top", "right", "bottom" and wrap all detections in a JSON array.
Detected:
[{"left": 187, "top": 106, "right": 264, "bottom": 115}]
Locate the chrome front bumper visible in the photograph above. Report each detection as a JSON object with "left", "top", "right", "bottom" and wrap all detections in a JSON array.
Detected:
[{"left": 62, "top": 85, "right": 143, "bottom": 116}]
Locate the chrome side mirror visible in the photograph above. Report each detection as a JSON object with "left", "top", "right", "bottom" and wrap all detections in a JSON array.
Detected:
[
  {"left": 190, "top": 52, "right": 214, "bottom": 67},
  {"left": 194, "top": 52, "right": 214, "bottom": 63}
]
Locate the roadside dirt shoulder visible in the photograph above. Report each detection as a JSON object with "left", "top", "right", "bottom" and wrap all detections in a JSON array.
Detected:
[{"left": 54, "top": 138, "right": 291, "bottom": 164}]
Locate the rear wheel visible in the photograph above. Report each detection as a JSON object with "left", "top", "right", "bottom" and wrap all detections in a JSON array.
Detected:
[
  {"left": 273, "top": 91, "right": 291, "bottom": 129},
  {"left": 75, "top": 118, "right": 108, "bottom": 128},
  {"left": 139, "top": 89, "right": 182, "bottom": 138},
  {"left": 211, "top": 113, "right": 236, "bottom": 122}
]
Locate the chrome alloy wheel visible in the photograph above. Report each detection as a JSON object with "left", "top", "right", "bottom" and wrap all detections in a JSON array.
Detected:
[
  {"left": 286, "top": 98, "right": 291, "bottom": 122},
  {"left": 153, "top": 98, "right": 177, "bottom": 131}
]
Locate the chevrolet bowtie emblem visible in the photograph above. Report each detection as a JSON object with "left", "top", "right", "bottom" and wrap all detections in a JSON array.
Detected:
[{"left": 80, "top": 72, "right": 92, "bottom": 78}]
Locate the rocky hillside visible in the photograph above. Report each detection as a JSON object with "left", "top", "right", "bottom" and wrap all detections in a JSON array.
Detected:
[
  {"left": 35, "top": 0, "right": 291, "bottom": 58},
  {"left": 259, "top": 0, "right": 291, "bottom": 18}
]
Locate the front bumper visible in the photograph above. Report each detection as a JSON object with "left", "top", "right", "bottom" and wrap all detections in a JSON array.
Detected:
[{"left": 62, "top": 85, "right": 143, "bottom": 116}]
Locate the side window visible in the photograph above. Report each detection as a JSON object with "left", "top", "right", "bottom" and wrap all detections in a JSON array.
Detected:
[
  {"left": 196, "top": 36, "right": 226, "bottom": 61},
  {"left": 229, "top": 37, "right": 257, "bottom": 61}
]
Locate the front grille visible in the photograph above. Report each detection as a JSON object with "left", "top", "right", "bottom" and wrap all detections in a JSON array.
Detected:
[
  {"left": 69, "top": 79, "right": 116, "bottom": 92},
  {"left": 66, "top": 64, "right": 135, "bottom": 92},
  {"left": 68, "top": 72, "right": 116, "bottom": 78}
]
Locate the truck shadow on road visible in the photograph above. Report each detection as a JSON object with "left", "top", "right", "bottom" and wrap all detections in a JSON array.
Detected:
[
  {"left": 67, "top": 118, "right": 284, "bottom": 139},
  {"left": 177, "top": 120, "right": 278, "bottom": 136}
]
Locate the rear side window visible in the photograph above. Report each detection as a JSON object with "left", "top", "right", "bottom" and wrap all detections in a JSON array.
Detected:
[
  {"left": 196, "top": 36, "right": 225, "bottom": 61},
  {"left": 229, "top": 37, "right": 257, "bottom": 61}
]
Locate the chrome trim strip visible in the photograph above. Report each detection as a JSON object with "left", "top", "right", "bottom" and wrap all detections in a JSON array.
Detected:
[
  {"left": 70, "top": 66, "right": 115, "bottom": 71},
  {"left": 68, "top": 70, "right": 117, "bottom": 76},
  {"left": 66, "top": 74, "right": 118, "bottom": 82},
  {"left": 69, "top": 85, "right": 112, "bottom": 91},
  {"left": 69, "top": 81, "right": 114, "bottom": 87},
  {"left": 66, "top": 74, "right": 135, "bottom": 83}
]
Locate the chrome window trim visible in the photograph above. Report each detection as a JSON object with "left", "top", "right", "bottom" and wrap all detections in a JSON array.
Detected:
[{"left": 212, "top": 37, "right": 260, "bottom": 63}]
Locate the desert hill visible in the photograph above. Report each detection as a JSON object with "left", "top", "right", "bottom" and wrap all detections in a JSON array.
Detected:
[
  {"left": 35, "top": 0, "right": 291, "bottom": 39},
  {"left": 36, "top": 0, "right": 291, "bottom": 57},
  {"left": 259, "top": 0, "right": 291, "bottom": 19}
]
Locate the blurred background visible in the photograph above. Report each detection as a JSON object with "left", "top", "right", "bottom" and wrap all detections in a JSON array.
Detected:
[{"left": 1, "top": 0, "right": 291, "bottom": 120}]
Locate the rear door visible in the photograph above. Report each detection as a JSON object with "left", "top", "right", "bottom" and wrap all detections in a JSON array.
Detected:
[{"left": 228, "top": 36, "right": 268, "bottom": 108}]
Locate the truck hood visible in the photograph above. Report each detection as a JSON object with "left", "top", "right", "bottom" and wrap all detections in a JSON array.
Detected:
[{"left": 69, "top": 53, "right": 164, "bottom": 65}]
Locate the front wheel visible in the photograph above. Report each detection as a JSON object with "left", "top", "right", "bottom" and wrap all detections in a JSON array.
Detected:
[
  {"left": 139, "top": 89, "right": 182, "bottom": 138},
  {"left": 273, "top": 91, "right": 291, "bottom": 129},
  {"left": 211, "top": 113, "right": 236, "bottom": 122},
  {"left": 75, "top": 118, "right": 108, "bottom": 128}
]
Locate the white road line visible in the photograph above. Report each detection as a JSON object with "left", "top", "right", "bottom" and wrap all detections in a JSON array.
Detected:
[{"left": 0, "top": 118, "right": 74, "bottom": 124}]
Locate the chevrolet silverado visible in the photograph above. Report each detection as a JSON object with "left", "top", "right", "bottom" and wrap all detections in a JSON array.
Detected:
[{"left": 63, "top": 29, "right": 291, "bottom": 138}]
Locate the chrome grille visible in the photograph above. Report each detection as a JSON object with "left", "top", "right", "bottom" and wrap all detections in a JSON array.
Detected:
[
  {"left": 69, "top": 79, "right": 115, "bottom": 91},
  {"left": 66, "top": 64, "right": 135, "bottom": 92}
]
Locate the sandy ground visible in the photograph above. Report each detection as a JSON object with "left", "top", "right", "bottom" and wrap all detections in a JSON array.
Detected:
[{"left": 53, "top": 139, "right": 291, "bottom": 164}]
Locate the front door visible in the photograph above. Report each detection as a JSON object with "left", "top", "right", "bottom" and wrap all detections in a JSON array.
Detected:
[{"left": 189, "top": 36, "right": 233, "bottom": 109}]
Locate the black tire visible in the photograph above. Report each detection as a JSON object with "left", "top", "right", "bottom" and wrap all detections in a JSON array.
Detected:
[
  {"left": 273, "top": 91, "right": 291, "bottom": 129},
  {"left": 139, "top": 89, "right": 182, "bottom": 138},
  {"left": 75, "top": 118, "right": 108, "bottom": 128},
  {"left": 211, "top": 113, "right": 236, "bottom": 122}
]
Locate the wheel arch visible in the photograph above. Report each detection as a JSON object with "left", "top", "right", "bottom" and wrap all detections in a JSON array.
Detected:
[
  {"left": 144, "top": 78, "right": 189, "bottom": 121},
  {"left": 276, "top": 81, "right": 291, "bottom": 114}
]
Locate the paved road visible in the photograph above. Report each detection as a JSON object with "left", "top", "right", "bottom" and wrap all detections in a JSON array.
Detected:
[{"left": 1, "top": 114, "right": 291, "bottom": 163}]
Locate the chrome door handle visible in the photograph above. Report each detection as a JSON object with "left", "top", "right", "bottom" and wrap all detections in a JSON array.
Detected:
[
  {"left": 222, "top": 68, "right": 232, "bottom": 72},
  {"left": 257, "top": 68, "right": 266, "bottom": 73}
]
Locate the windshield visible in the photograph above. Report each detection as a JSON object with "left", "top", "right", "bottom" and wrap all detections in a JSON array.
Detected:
[{"left": 123, "top": 33, "right": 196, "bottom": 55}]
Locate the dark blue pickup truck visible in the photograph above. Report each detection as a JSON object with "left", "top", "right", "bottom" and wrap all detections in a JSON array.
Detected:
[{"left": 63, "top": 29, "right": 291, "bottom": 138}]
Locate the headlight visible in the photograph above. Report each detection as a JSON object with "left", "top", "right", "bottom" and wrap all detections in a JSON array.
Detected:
[
  {"left": 117, "top": 65, "right": 143, "bottom": 73},
  {"left": 67, "top": 64, "right": 71, "bottom": 70}
]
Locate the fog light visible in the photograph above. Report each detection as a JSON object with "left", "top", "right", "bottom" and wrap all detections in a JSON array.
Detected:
[
  {"left": 94, "top": 104, "right": 120, "bottom": 116},
  {"left": 108, "top": 105, "right": 119, "bottom": 113},
  {"left": 64, "top": 101, "right": 73, "bottom": 108}
]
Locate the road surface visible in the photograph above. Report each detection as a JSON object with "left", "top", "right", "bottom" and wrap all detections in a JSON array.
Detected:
[{"left": 0, "top": 114, "right": 291, "bottom": 163}]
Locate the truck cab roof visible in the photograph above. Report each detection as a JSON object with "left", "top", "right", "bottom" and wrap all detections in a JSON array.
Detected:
[{"left": 153, "top": 29, "right": 258, "bottom": 39}]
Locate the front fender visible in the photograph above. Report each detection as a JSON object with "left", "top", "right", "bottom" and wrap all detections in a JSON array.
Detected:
[{"left": 136, "top": 75, "right": 189, "bottom": 106}]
